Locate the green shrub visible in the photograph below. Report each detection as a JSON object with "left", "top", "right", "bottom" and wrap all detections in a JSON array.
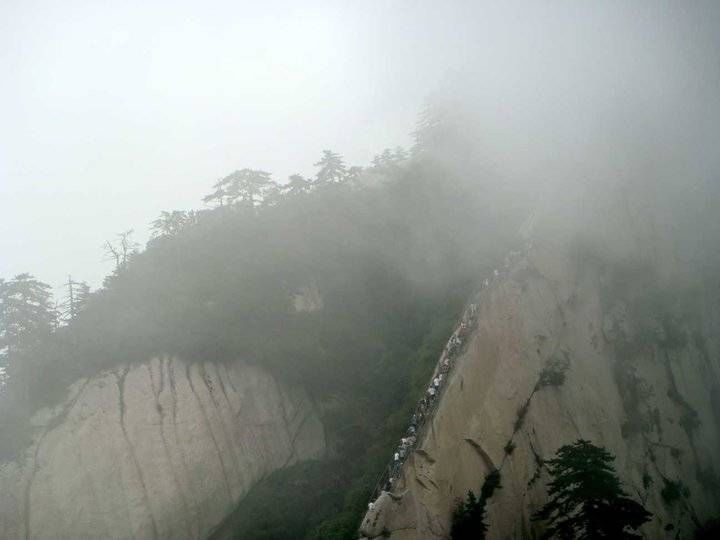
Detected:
[
  {"left": 661, "top": 478, "right": 689, "bottom": 505},
  {"left": 535, "top": 355, "right": 570, "bottom": 390},
  {"left": 451, "top": 469, "right": 502, "bottom": 539}
]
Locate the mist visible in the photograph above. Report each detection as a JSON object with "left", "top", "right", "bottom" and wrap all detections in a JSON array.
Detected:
[
  {"left": 2, "top": 2, "right": 720, "bottom": 539},
  {"left": 3, "top": 1, "right": 718, "bottom": 291}
]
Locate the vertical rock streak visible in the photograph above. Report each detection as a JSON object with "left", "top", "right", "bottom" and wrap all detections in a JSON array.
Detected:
[
  {"left": 116, "top": 368, "right": 160, "bottom": 539},
  {"left": 1, "top": 359, "right": 324, "bottom": 539}
]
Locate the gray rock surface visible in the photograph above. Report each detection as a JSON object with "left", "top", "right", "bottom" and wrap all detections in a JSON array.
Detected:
[
  {"left": 360, "top": 241, "right": 720, "bottom": 539},
  {"left": 0, "top": 358, "right": 324, "bottom": 539}
]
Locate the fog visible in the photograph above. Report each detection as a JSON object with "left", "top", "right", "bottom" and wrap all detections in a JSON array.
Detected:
[
  {"left": 3, "top": 3, "right": 720, "bottom": 537},
  {"left": 2, "top": 0, "right": 719, "bottom": 291}
]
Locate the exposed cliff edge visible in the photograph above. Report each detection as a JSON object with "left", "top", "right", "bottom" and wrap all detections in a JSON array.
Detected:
[
  {"left": 360, "top": 240, "right": 720, "bottom": 538},
  {"left": 0, "top": 358, "right": 325, "bottom": 539}
]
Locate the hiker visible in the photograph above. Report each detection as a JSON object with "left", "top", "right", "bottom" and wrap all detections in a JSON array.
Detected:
[{"left": 484, "top": 278, "right": 489, "bottom": 288}]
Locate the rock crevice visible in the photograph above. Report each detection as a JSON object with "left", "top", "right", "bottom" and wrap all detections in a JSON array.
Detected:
[{"left": 0, "top": 358, "right": 325, "bottom": 540}]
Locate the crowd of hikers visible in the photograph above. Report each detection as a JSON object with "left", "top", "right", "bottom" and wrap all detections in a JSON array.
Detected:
[{"left": 366, "top": 245, "right": 529, "bottom": 511}]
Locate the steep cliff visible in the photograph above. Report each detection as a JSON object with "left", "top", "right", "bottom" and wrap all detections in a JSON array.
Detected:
[
  {"left": 0, "top": 358, "right": 325, "bottom": 539},
  {"left": 360, "top": 239, "right": 720, "bottom": 538}
]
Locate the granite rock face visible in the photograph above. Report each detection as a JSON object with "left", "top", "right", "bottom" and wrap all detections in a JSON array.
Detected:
[
  {"left": 0, "top": 358, "right": 325, "bottom": 539},
  {"left": 360, "top": 241, "right": 720, "bottom": 539}
]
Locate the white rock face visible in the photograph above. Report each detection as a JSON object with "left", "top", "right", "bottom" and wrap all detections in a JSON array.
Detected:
[
  {"left": 0, "top": 358, "right": 325, "bottom": 539},
  {"left": 360, "top": 243, "right": 720, "bottom": 539}
]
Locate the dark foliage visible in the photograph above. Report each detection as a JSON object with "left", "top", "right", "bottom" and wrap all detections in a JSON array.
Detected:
[
  {"left": 1, "top": 136, "right": 524, "bottom": 539},
  {"left": 535, "top": 355, "right": 570, "bottom": 390},
  {"left": 660, "top": 478, "right": 689, "bottom": 505},
  {"left": 532, "top": 439, "right": 651, "bottom": 539},
  {"left": 696, "top": 518, "right": 720, "bottom": 539},
  {"left": 451, "top": 469, "right": 502, "bottom": 539}
]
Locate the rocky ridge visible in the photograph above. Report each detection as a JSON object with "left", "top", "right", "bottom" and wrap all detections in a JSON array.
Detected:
[
  {"left": 0, "top": 358, "right": 325, "bottom": 539},
  {"left": 360, "top": 239, "right": 720, "bottom": 538}
]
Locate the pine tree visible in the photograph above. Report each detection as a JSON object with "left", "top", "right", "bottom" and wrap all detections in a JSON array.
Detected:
[
  {"left": 285, "top": 174, "right": 312, "bottom": 196},
  {"left": 260, "top": 180, "right": 282, "bottom": 207},
  {"left": 345, "top": 166, "right": 363, "bottom": 184},
  {"left": 378, "top": 149, "right": 395, "bottom": 168},
  {"left": 202, "top": 185, "right": 227, "bottom": 207},
  {"left": 451, "top": 469, "right": 501, "bottom": 539},
  {"left": 313, "top": 150, "right": 347, "bottom": 185},
  {"left": 151, "top": 210, "right": 192, "bottom": 239},
  {"left": 411, "top": 97, "right": 455, "bottom": 156},
  {"left": 60, "top": 276, "right": 91, "bottom": 324},
  {"left": 205, "top": 169, "right": 274, "bottom": 208},
  {"left": 532, "top": 440, "right": 651, "bottom": 539},
  {"left": 452, "top": 491, "right": 486, "bottom": 539},
  {"left": 0, "top": 273, "right": 55, "bottom": 367}
]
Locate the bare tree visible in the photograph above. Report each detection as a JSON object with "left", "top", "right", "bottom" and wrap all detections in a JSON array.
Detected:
[{"left": 103, "top": 230, "right": 139, "bottom": 272}]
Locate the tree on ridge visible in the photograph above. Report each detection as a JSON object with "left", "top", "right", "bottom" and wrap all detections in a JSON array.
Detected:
[{"left": 532, "top": 439, "right": 651, "bottom": 539}]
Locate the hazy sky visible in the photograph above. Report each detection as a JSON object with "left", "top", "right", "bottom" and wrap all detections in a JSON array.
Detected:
[{"left": 2, "top": 1, "right": 719, "bottom": 293}]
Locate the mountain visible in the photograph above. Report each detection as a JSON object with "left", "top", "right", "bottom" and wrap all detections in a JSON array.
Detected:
[
  {"left": 360, "top": 223, "right": 720, "bottom": 538},
  {"left": 0, "top": 359, "right": 323, "bottom": 538}
]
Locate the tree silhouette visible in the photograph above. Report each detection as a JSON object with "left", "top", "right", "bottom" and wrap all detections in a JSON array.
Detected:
[
  {"left": 202, "top": 185, "right": 228, "bottom": 207},
  {"left": 452, "top": 469, "right": 501, "bottom": 539},
  {"left": 533, "top": 439, "right": 651, "bottom": 539},
  {"left": 411, "top": 96, "right": 457, "bottom": 156},
  {"left": 345, "top": 166, "right": 363, "bottom": 184},
  {"left": 204, "top": 169, "right": 274, "bottom": 208},
  {"left": 103, "top": 230, "right": 139, "bottom": 272},
  {"left": 314, "top": 150, "right": 347, "bottom": 185},
  {"left": 61, "top": 276, "right": 91, "bottom": 324},
  {"left": 0, "top": 273, "right": 55, "bottom": 367},
  {"left": 371, "top": 148, "right": 396, "bottom": 170},
  {"left": 285, "top": 174, "right": 312, "bottom": 196},
  {"left": 151, "top": 210, "right": 192, "bottom": 239}
]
